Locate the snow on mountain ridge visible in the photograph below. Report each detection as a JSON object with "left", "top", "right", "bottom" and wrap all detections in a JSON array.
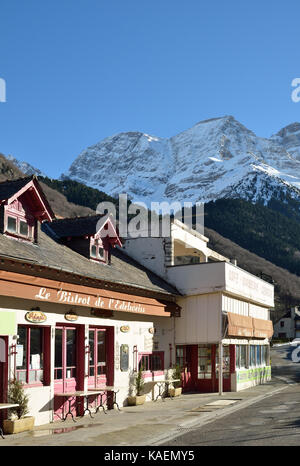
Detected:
[
  {"left": 62, "top": 115, "right": 300, "bottom": 207},
  {"left": 6, "top": 155, "right": 46, "bottom": 177}
]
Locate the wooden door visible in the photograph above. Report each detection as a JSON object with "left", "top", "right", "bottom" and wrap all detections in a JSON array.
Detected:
[
  {"left": 88, "top": 328, "right": 107, "bottom": 388},
  {"left": 54, "top": 326, "right": 78, "bottom": 419},
  {"left": 0, "top": 337, "right": 8, "bottom": 426},
  {"left": 214, "top": 344, "right": 231, "bottom": 392},
  {"left": 176, "top": 345, "right": 198, "bottom": 392}
]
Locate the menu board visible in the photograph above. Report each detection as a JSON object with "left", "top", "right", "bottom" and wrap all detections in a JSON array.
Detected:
[{"left": 120, "top": 344, "right": 129, "bottom": 372}]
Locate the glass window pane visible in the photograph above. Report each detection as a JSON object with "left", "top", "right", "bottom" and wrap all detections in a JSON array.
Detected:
[
  {"left": 97, "top": 331, "right": 106, "bottom": 364},
  {"left": 17, "top": 327, "right": 27, "bottom": 369},
  {"left": 17, "top": 371, "right": 26, "bottom": 382},
  {"left": 251, "top": 345, "right": 256, "bottom": 366},
  {"left": 241, "top": 346, "right": 247, "bottom": 368},
  {"left": 30, "top": 327, "right": 43, "bottom": 370},
  {"left": 55, "top": 328, "right": 62, "bottom": 371},
  {"left": 7, "top": 216, "right": 17, "bottom": 233},
  {"left": 256, "top": 346, "right": 261, "bottom": 365},
  {"left": 98, "top": 247, "right": 104, "bottom": 259},
  {"left": 20, "top": 220, "right": 29, "bottom": 236},
  {"left": 55, "top": 369, "right": 62, "bottom": 379},
  {"left": 66, "top": 329, "right": 76, "bottom": 367},
  {"left": 151, "top": 354, "right": 162, "bottom": 371},
  {"left": 89, "top": 330, "right": 95, "bottom": 366},
  {"left": 235, "top": 345, "right": 240, "bottom": 369},
  {"left": 198, "top": 345, "right": 212, "bottom": 378},
  {"left": 139, "top": 355, "right": 148, "bottom": 371},
  {"left": 97, "top": 365, "right": 103, "bottom": 375},
  {"left": 91, "top": 245, "right": 97, "bottom": 258}
]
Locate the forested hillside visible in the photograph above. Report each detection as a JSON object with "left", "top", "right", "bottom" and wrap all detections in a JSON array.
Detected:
[{"left": 204, "top": 199, "right": 300, "bottom": 277}]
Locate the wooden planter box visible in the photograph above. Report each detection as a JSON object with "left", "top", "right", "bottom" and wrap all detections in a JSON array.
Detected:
[
  {"left": 127, "top": 395, "right": 146, "bottom": 406},
  {"left": 3, "top": 416, "right": 35, "bottom": 434},
  {"left": 168, "top": 387, "right": 182, "bottom": 397}
]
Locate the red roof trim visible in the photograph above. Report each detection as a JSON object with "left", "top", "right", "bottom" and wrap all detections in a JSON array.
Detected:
[
  {"left": 6, "top": 178, "right": 55, "bottom": 222},
  {"left": 95, "top": 216, "right": 122, "bottom": 248}
]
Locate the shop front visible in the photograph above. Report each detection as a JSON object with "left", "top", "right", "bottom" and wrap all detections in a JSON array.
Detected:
[
  {"left": 0, "top": 274, "right": 177, "bottom": 425},
  {"left": 174, "top": 287, "right": 274, "bottom": 394},
  {"left": 176, "top": 344, "right": 233, "bottom": 393},
  {"left": 0, "top": 176, "right": 180, "bottom": 427}
]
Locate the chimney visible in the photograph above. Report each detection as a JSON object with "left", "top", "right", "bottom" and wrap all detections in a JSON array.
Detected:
[{"left": 291, "top": 307, "right": 296, "bottom": 320}]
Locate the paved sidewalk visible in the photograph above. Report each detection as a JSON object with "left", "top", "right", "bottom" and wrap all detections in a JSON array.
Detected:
[{"left": 0, "top": 376, "right": 294, "bottom": 447}]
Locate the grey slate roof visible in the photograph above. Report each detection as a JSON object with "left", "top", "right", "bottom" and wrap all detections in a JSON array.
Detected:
[
  {"left": 45, "top": 215, "right": 106, "bottom": 238},
  {"left": 0, "top": 226, "right": 179, "bottom": 297},
  {"left": 0, "top": 176, "right": 32, "bottom": 201}
]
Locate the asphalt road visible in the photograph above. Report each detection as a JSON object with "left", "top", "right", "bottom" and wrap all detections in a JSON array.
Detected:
[{"left": 165, "top": 345, "right": 300, "bottom": 446}]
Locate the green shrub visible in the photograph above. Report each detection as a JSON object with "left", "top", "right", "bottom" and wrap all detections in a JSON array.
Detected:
[
  {"left": 172, "top": 364, "right": 182, "bottom": 388},
  {"left": 135, "top": 366, "right": 145, "bottom": 396},
  {"left": 7, "top": 379, "right": 29, "bottom": 419}
]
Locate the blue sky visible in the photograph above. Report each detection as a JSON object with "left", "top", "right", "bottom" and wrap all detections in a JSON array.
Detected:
[{"left": 1, "top": 0, "right": 300, "bottom": 178}]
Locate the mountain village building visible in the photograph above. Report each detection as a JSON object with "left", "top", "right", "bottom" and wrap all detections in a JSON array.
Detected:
[
  {"left": 0, "top": 177, "right": 274, "bottom": 428},
  {"left": 273, "top": 307, "right": 300, "bottom": 340},
  {"left": 122, "top": 219, "right": 274, "bottom": 393},
  {"left": 0, "top": 177, "right": 180, "bottom": 426}
]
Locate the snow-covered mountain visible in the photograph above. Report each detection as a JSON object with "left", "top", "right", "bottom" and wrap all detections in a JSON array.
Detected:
[
  {"left": 62, "top": 116, "right": 300, "bottom": 206},
  {"left": 6, "top": 155, "right": 46, "bottom": 177}
]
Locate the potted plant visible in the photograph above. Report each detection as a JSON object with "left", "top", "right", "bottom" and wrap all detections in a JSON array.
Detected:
[
  {"left": 3, "top": 379, "right": 35, "bottom": 434},
  {"left": 168, "top": 364, "right": 182, "bottom": 397},
  {"left": 127, "top": 367, "right": 146, "bottom": 406}
]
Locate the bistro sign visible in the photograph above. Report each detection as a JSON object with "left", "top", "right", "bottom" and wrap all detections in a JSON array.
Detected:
[
  {"left": 0, "top": 270, "right": 170, "bottom": 318},
  {"left": 35, "top": 287, "right": 148, "bottom": 314},
  {"left": 32, "top": 286, "right": 168, "bottom": 316},
  {"left": 64, "top": 311, "right": 78, "bottom": 322},
  {"left": 25, "top": 310, "right": 47, "bottom": 323}
]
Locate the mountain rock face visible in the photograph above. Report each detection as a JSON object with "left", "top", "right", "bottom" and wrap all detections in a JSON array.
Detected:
[
  {"left": 6, "top": 155, "right": 46, "bottom": 177},
  {"left": 62, "top": 116, "right": 300, "bottom": 206}
]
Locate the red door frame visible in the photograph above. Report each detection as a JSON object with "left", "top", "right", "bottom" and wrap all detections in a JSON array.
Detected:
[
  {"left": 178, "top": 344, "right": 234, "bottom": 393},
  {"left": 87, "top": 325, "right": 114, "bottom": 411},
  {"left": 54, "top": 324, "right": 85, "bottom": 420},
  {"left": 87, "top": 326, "right": 114, "bottom": 388},
  {"left": 0, "top": 336, "right": 8, "bottom": 427},
  {"left": 176, "top": 345, "right": 198, "bottom": 392}
]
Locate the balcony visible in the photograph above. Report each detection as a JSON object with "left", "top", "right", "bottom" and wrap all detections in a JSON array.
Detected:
[{"left": 166, "top": 260, "right": 274, "bottom": 308}]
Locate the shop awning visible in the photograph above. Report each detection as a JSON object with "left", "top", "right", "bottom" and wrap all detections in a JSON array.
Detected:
[
  {"left": 227, "top": 312, "right": 254, "bottom": 338},
  {"left": 252, "top": 317, "right": 273, "bottom": 339},
  {"left": 227, "top": 312, "right": 273, "bottom": 339},
  {"left": 0, "top": 269, "right": 172, "bottom": 318}
]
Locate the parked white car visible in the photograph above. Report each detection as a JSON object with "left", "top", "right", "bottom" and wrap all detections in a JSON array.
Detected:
[{"left": 290, "top": 338, "right": 300, "bottom": 346}]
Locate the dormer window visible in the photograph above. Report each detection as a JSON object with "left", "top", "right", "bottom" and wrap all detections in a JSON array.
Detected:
[
  {"left": 0, "top": 176, "right": 55, "bottom": 243},
  {"left": 7, "top": 216, "right": 17, "bottom": 233},
  {"left": 90, "top": 241, "right": 106, "bottom": 262},
  {"left": 91, "top": 245, "right": 97, "bottom": 258},
  {"left": 44, "top": 213, "right": 122, "bottom": 263},
  {"left": 5, "top": 214, "right": 33, "bottom": 239},
  {"left": 20, "top": 220, "right": 29, "bottom": 237},
  {"left": 98, "top": 247, "right": 104, "bottom": 259}
]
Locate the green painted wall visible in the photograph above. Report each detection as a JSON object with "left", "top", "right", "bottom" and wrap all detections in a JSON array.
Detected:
[{"left": 0, "top": 311, "right": 16, "bottom": 335}]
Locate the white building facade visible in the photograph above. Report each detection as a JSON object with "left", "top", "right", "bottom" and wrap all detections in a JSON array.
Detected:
[{"left": 122, "top": 219, "right": 274, "bottom": 392}]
